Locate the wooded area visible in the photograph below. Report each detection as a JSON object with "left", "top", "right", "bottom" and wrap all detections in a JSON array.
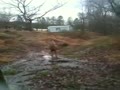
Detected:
[{"left": 0, "top": 0, "right": 120, "bottom": 35}]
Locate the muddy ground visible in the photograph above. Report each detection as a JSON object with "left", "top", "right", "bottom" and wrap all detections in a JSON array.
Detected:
[{"left": 1, "top": 51, "right": 120, "bottom": 90}]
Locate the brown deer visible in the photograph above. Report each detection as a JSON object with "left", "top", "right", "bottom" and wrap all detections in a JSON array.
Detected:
[{"left": 48, "top": 39, "right": 58, "bottom": 59}]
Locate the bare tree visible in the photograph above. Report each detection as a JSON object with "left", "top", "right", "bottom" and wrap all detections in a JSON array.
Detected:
[
  {"left": 85, "top": 0, "right": 112, "bottom": 34},
  {"left": 0, "top": 0, "right": 66, "bottom": 30},
  {"left": 108, "top": 0, "right": 120, "bottom": 17},
  {"left": 78, "top": 12, "right": 86, "bottom": 33}
]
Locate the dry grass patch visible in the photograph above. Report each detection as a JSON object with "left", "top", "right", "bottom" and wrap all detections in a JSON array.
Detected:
[
  {"left": 0, "top": 30, "right": 119, "bottom": 64},
  {"left": 0, "top": 54, "right": 14, "bottom": 63}
]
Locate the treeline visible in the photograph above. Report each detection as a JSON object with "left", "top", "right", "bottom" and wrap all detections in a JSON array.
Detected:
[
  {"left": 66, "top": 0, "right": 120, "bottom": 35},
  {"left": 84, "top": 0, "right": 120, "bottom": 35},
  {"left": 32, "top": 16, "right": 85, "bottom": 30},
  {"left": 0, "top": 13, "right": 77, "bottom": 30},
  {"left": 34, "top": 0, "right": 120, "bottom": 35},
  {"left": 0, "top": 13, "right": 85, "bottom": 31},
  {"left": 0, "top": 0, "right": 120, "bottom": 35}
]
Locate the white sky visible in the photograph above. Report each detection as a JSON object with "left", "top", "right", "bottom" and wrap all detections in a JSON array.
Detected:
[
  {"left": 0, "top": 0, "right": 82, "bottom": 20},
  {"left": 44, "top": 0, "right": 81, "bottom": 20}
]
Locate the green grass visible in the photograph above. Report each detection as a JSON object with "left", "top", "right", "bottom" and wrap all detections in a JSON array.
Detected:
[
  {"left": 60, "top": 36, "right": 120, "bottom": 60},
  {"left": 3, "top": 68, "right": 17, "bottom": 75},
  {"left": 91, "top": 37, "right": 113, "bottom": 48},
  {"left": 33, "top": 70, "right": 50, "bottom": 79}
]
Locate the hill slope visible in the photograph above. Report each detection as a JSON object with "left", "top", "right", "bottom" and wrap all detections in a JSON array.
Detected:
[{"left": 0, "top": 31, "right": 120, "bottom": 64}]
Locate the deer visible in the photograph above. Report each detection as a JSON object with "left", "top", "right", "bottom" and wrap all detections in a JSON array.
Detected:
[
  {"left": 48, "top": 39, "right": 58, "bottom": 59},
  {"left": 43, "top": 38, "right": 68, "bottom": 60}
]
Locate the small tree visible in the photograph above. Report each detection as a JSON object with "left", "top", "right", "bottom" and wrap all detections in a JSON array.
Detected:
[
  {"left": 51, "top": 16, "right": 57, "bottom": 25},
  {"left": 0, "top": 12, "right": 12, "bottom": 29},
  {"left": 78, "top": 12, "right": 86, "bottom": 33},
  {"left": 56, "top": 15, "right": 64, "bottom": 25},
  {"left": 67, "top": 17, "right": 73, "bottom": 27},
  {"left": 38, "top": 17, "right": 47, "bottom": 29},
  {"left": 73, "top": 18, "right": 80, "bottom": 30}
]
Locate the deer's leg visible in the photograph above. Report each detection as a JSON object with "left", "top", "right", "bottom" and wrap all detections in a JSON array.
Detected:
[
  {"left": 51, "top": 51, "right": 54, "bottom": 59},
  {"left": 54, "top": 50, "right": 58, "bottom": 59}
]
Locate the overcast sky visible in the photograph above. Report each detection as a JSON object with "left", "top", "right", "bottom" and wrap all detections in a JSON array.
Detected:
[
  {"left": 0, "top": 0, "right": 83, "bottom": 20},
  {"left": 44, "top": 0, "right": 81, "bottom": 20}
]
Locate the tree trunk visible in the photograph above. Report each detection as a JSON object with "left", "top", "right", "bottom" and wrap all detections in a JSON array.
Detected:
[
  {"left": 29, "top": 20, "right": 32, "bottom": 31},
  {"left": 81, "top": 20, "right": 85, "bottom": 33},
  {"left": 25, "top": 19, "right": 33, "bottom": 31}
]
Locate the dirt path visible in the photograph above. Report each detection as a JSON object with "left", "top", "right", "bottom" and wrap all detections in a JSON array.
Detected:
[{"left": 2, "top": 52, "right": 120, "bottom": 90}]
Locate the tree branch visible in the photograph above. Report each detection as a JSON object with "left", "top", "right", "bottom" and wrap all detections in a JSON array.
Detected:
[
  {"left": 108, "top": 0, "right": 117, "bottom": 13},
  {"left": 0, "top": 0, "right": 66, "bottom": 23},
  {"left": 33, "top": 3, "right": 66, "bottom": 20},
  {"left": 26, "top": 0, "right": 33, "bottom": 6}
]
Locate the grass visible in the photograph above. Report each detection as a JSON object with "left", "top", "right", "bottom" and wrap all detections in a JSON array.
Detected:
[
  {"left": 60, "top": 35, "right": 120, "bottom": 63},
  {"left": 38, "top": 71, "right": 50, "bottom": 77},
  {"left": 0, "top": 33, "right": 16, "bottom": 39},
  {"left": 3, "top": 68, "right": 17, "bottom": 75},
  {"left": 0, "top": 31, "right": 27, "bottom": 64},
  {"left": 32, "top": 69, "right": 83, "bottom": 89},
  {"left": 91, "top": 36, "right": 114, "bottom": 48},
  {"left": 0, "top": 30, "right": 120, "bottom": 64},
  {"left": 0, "top": 30, "right": 83, "bottom": 63},
  {"left": 0, "top": 30, "right": 119, "bottom": 90}
]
